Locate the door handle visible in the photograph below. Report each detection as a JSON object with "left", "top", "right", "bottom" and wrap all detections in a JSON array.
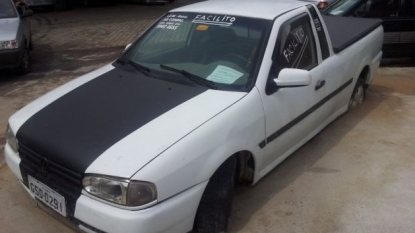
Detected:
[{"left": 315, "top": 80, "right": 325, "bottom": 91}]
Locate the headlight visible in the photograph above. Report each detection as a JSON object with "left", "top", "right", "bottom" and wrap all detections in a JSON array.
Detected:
[
  {"left": 6, "top": 124, "right": 19, "bottom": 153},
  {"left": 0, "top": 40, "right": 19, "bottom": 50},
  {"left": 82, "top": 175, "right": 157, "bottom": 208}
]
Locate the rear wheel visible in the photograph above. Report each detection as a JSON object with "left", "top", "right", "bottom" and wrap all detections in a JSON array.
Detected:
[
  {"left": 193, "top": 157, "right": 237, "bottom": 233},
  {"left": 349, "top": 78, "right": 365, "bottom": 109}
]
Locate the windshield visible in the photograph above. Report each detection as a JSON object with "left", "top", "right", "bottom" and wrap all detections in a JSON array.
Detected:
[
  {"left": 323, "top": 0, "right": 363, "bottom": 16},
  {"left": 0, "top": 0, "right": 18, "bottom": 19},
  {"left": 120, "top": 12, "right": 270, "bottom": 91}
]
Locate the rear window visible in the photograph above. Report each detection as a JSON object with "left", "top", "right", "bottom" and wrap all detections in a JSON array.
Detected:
[{"left": 0, "top": 0, "right": 18, "bottom": 19}]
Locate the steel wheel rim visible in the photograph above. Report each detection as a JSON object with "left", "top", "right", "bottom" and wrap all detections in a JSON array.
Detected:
[
  {"left": 355, "top": 85, "right": 364, "bottom": 105},
  {"left": 349, "top": 85, "right": 364, "bottom": 108}
]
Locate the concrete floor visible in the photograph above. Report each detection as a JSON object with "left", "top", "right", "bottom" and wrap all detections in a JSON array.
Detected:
[{"left": 1, "top": 3, "right": 415, "bottom": 233}]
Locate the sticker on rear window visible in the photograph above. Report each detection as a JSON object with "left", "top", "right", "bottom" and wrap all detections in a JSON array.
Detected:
[
  {"left": 156, "top": 14, "right": 188, "bottom": 30},
  {"left": 207, "top": 65, "right": 243, "bottom": 84},
  {"left": 192, "top": 15, "right": 236, "bottom": 26}
]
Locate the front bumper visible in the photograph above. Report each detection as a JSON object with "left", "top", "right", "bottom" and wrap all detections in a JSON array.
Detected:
[
  {"left": 5, "top": 143, "right": 207, "bottom": 233},
  {"left": 0, "top": 48, "right": 22, "bottom": 70}
]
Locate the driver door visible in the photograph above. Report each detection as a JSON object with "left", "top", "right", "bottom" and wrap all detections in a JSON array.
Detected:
[{"left": 259, "top": 13, "right": 328, "bottom": 170}]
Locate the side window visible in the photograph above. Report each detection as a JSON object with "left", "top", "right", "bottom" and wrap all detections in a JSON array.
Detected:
[
  {"left": 307, "top": 5, "right": 330, "bottom": 60},
  {"left": 367, "top": 0, "right": 399, "bottom": 17},
  {"left": 275, "top": 14, "right": 318, "bottom": 73}
]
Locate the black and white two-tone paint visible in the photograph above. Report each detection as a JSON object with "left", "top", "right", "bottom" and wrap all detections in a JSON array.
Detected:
[{"left": 5, "top": 1, "right": 384, "bottom": 233}]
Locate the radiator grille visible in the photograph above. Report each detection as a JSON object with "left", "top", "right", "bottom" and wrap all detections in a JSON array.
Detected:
[{"left": 19, "top": 142, "right": 83, "bottom": 217}]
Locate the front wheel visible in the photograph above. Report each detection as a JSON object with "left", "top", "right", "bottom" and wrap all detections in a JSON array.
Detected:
[
  {"left": 193, "top": 156, "right": 237, "bottom": 233},
  {"left": 16, "top": 46, "right": 31, "bottom": 75},
  {"left": 349, "top": 78, "right": 365, "bottom": 109}
]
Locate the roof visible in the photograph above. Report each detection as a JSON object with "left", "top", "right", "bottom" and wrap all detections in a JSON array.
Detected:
[{"left": 171, "top": 0, "right": 310, "bottom": 20}]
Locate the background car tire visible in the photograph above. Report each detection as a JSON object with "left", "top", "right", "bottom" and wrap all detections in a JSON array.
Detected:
[
  {"left": 108, "top": 0, "right": 117, "bottom": 6},
  {"left": 47, "top": 0, "right": 71, "bottom": 11},
  {"left": 349, "top": 78, "right": 366, "bottom": 109},
  {"left": 83, "top": 0, "right": 90, "bottom": 7},
  {"left": 16, "top": 46, "right": 31, "bottom": 75},
  {"left": 28, "top": 39, "right": 33, "bottom": 51},
  {"left": 193, "top": 156, "right": 237, "bottom": 233}
]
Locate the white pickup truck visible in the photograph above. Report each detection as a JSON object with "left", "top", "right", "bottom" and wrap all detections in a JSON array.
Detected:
[{"left": 5, "top": 0, "right": 383, "bottom": 232}]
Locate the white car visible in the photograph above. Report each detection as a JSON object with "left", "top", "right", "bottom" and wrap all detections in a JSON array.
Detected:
[
  {"left": 0, "top": 0, "right": 33, "bottom": 74},
  {"left": 5, "top": 0, "right": 383, "bottom": 232}
]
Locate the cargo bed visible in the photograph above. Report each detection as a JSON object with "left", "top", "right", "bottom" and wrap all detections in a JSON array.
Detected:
[{"left": 322, "top": 16, "right": 382, "bottom": 53}]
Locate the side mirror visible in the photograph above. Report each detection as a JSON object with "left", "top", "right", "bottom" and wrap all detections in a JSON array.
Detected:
[
  {"left": 274, "top": 68, "right": 312, "bottom": 88},
  {"left": 20, "top": 9, "right": 33, "bottom": 19},
  {"left": 125, "top": 43, "right": 132, "bottom": 51}
]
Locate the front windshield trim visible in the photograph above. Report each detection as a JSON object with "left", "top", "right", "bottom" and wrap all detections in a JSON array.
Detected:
[
  {"left": 243, "top": 21, "right": 273, "bottom": 91},
  {"left": 115, "top": 12, "right": 273, "bottom": 92}
]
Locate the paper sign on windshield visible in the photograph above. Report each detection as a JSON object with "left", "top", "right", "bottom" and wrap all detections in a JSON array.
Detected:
[{"left": 207, "top": 66, "right": 244, "bottom": 84}]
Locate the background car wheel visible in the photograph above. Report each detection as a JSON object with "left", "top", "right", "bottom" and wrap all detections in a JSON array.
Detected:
[
  {"left": 28, "top": 39, "right": 33, "bottom": 51},
  {"left": 16, "top": 46, "right": 31, "bottom": 75},
  {"left": 193, "top": 156, "right": 236, "bottom": 233},
  {"left": 349, "top": 78, "right": 365, "bottom": 109},
  {"left": 47, "top": 0, "right": 71, "bottom": 11},
  {"left": 108, "top": 0, "right": 117, "bottom": 6},
  {"left": 83, "top": 0, "right": 91, "bottom": 7}
]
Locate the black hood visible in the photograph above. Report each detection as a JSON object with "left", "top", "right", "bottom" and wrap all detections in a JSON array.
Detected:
[{"left": 16, "top": 68, "right": 207, "bottom": 173}]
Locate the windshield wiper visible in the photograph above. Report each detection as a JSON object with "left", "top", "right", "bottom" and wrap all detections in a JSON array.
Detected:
[
  {"left": 117, "top": 59, "right": 151, "bottom": 76},
  {"left": 159, "top": 64, "right": 217, "bottom": 89}
]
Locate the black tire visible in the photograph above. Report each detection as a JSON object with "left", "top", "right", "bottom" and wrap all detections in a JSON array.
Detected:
[
  {"left": 83, "top": 0, "right": 90, "bottom": 7},
  {"left": 193, "top": 156, "right": 237, "bottom": 233},
  {"left": 349, "top": 78, "right": 365, "bottom": 109},
  {"left": 45, "top": 5, "right": 55, "bottom": 11},
  {"left": 16, "top": 46, "right": 31, "bottom": 75},
  {"left": 49, "top": 0, "right": 71, "bottom": 11},
  {"left": 108, "top": 0, "right": 117, "bottom": 6},
  {"left": 28, "top": 39, "right": 33, "bottom": 50}
]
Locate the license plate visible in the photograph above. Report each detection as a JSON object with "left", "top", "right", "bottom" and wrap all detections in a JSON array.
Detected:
[{"left": 28, "top": 176, "right": 67, "bottom": 217}]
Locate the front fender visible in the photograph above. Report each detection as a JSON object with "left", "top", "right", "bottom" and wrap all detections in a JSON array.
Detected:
[{"left": 132, "top": 88, "right": 266, "bottom": 202}]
